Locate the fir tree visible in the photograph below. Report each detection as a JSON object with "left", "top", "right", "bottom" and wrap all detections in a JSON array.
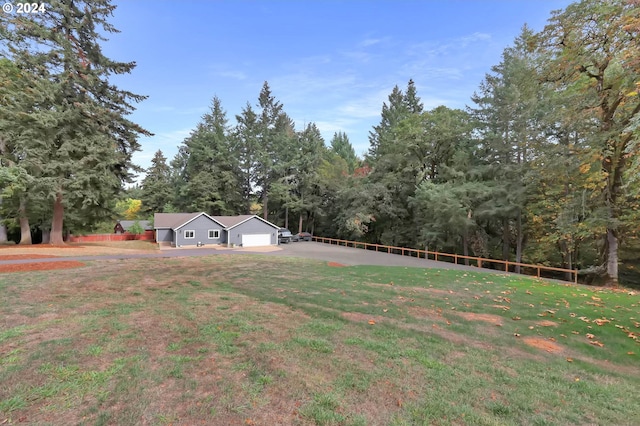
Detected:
[
  {"left": 1, "top": 0, "right": 151, "bottom": 245},
  {"left": 330, "top": 131, "right": 359, "bottom": 174},
  {"left": 141, "top": 150, "right": 172, "bottom": 214}
]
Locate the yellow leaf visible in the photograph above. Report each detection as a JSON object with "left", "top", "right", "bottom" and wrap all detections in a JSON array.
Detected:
[{"left": 579, "top": 163, "right": 591, "bottom": 174}]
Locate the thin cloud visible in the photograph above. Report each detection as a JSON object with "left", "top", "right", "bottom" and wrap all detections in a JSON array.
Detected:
[{"left": 217, "top": 70, "right": 248, "bottom": 80}]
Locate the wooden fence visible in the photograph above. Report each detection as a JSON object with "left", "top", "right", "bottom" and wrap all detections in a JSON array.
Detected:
[
  {"left": 312, "top": 236, "right": 578, "bottom": 284},
  {"left": 67, "top": 230, "right": 155, "bottom": 243}
]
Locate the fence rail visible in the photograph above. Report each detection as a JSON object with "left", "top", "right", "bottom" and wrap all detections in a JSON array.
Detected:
[
  {"left": 67, "top": 231, "right": 155, "bottom": 243},
  {"left": 311, "top": 236, "right": 578, "bottom": 284}
]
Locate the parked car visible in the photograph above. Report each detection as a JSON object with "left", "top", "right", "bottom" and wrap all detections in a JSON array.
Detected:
[
  {"left": 278, "top": 228, "right": 293, "bottom": 244},
  {"left": 296, "top": 231, "right": 313, "bottom": 241}
]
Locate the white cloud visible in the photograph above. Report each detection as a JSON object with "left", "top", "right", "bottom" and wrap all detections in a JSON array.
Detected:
[
  {"left": 216, "top": 70, "right": 248, "bottom": 80},
  {"left": 406, "top": 32, "right": 493, "bottom": 59},
  {"left": 336, "top": 88, "right": 390, "bottom": 119}
]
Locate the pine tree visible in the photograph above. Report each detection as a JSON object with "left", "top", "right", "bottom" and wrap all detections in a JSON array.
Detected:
[
  {"left": 177, "top": 97, "right": 243, "bottom": 215},
  {"left": 330, "top": 132, "right": 359, "bottom": 174},
  {"left": 1, "top": 0, "right": 151, "bottom": 245},
  {"left": 233, "top": 103, "right": 260, "bottom": 213},
  {"left": 470, "top": 26, "right": 544, "bottom": 268},
  {"left": 254, "top": 82, "right": 292, "bottom": 220},
  {"left": 141, "top": 150, "right": 173, "bottom": 214}
]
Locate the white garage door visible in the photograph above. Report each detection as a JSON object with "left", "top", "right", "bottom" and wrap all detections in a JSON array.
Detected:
[{"left": 241, "top": 234, "right": 271, "bottom": 247}]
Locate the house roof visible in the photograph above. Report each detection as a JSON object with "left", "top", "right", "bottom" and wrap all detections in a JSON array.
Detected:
[
  {"left": 212, "top": 215, "right": 255, "bottom": 228},
  {"left": 154, "top": 213, "right": 279, "bottom": 231},
  {"left": 218, "top": 215, "right": 280, "bottom": 230},
  {"left": 154, "top": 212, "right": 203, "bottom": 229},
  {"left": 117, "top": 220, "right": 153, "bottom": 231}
]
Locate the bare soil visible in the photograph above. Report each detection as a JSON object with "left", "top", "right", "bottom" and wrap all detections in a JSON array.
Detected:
[
  {"left": 456, "top": 312, "right": 504, "bottom": 326},
  {"left": 0, "top": 242, "right": 155, "bottom": 257},
  {"left": 0, "top": 254, "right": 59, "bottom": 260},
  {"left": 0, "top": 260, "right": 86, "bottom": 273},
  {"left": 522, "top": 336, "right": 564, "bottom": 353}
]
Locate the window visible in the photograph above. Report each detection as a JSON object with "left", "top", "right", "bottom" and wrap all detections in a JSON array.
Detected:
[
  {"left": 184, "top": 230, "right": 195, "bottom": 239},
  {"left": 208, "top": 229, "right": 220, "bottom": 239}
]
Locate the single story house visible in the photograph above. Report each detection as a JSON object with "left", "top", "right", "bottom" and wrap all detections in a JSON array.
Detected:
[
  {"left": 114, "top": 220, "right": 153, "bottom": 234},
  {"left": 154, "top": 212, "right": 279, "bottom": 247}
]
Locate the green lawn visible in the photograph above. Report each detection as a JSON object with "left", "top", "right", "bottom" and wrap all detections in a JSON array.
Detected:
[{"left": 0, "top": 255, "right": 638, "bottom": 425}]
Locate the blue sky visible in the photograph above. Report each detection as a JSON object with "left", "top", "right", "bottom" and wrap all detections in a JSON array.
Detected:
[{"left": 102, "top": 0, "right": 573, "bottom": 177}]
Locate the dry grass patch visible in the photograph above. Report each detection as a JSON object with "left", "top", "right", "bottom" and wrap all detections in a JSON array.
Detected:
[
  {"left": 0, "top": 260, "right": 85, "bottom": 273},
  {"left": 1, "top": 257, "right": 639, "bottom": 425}
]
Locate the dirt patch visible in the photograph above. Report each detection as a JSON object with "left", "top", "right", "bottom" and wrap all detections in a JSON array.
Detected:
[
  {"left": 522, "top": 337, "right": 563, "bottom": 353},
  {"left": 0, "top": 243, "right": 154, "bottom": 257},
  {"left": 367, "top": 282, "right": 457, "bottom": 296},
  {"left": 328, "top": 261, "right": 347, "bottom": 267},
  {"left": 0, "top": 254, "right": 59, "bottom": 260},
  {"left": 0, "top": 261, "right": 86, "bottom": 273},
  {"left": 407, "top": 306, "right": 447, "bottom": 322},
  {"left": 0, "top": 244, "right": 84, "bottom": 249},
  {"left": 536, "top": 320, "right": 558, "bottom": 327},
  {"left": 341, "top": 311, "right": 386, "bottom": 324},
  {"left": 456, "top": 312, "right": 504, "bottom": 325}
]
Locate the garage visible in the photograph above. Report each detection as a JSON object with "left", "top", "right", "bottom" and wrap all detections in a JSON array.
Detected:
[{"left": 241, "top": 233, "right": 272, "bottom": 247}]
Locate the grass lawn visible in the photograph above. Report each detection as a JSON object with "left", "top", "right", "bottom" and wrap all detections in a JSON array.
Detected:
[{"left": 0, "top": 255, "right": 638, "bottom": 425}]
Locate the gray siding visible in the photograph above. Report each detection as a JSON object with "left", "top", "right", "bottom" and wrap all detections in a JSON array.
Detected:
[
  {"left": 157, "top": 229, "right": 173, "bottom": 243},
  {"left": 228, "top": 218, "right": 278, "bottom": 246},
  {"left": 175, "top": 215, "right": 224, "bottom": 246}
]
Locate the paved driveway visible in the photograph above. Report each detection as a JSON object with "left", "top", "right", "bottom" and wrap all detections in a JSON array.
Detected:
[
  {"left": 264, "top": 241, "right": 479, "bottom": 271},
  {"left": 0, "top": 242, "right": 478, "bottom": 272}
]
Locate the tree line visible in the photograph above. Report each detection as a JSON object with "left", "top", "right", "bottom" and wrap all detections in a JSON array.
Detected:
[{"left": 2, "top": 0, "right": 639, "bottom": 286}]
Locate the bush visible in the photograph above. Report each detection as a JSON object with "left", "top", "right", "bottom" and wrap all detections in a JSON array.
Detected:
[{"left": 128, "top": 221, "right": 144, "bottom": 235}]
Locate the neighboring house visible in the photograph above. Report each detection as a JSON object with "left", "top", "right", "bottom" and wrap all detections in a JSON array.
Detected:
[
  {"left": 114, "top": 220, "right": 153, "bottom": 234},
  {"left": 154, "top": 212, "right": 279, "bottom": 247}
]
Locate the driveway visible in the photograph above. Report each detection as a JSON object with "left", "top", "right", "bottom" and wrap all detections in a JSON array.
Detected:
[
  {"left": 0, "top": 242, "right": 478, "bottom": 272},
  {"left": 267, "top": 242, "right": 479, "bottom": 271}
]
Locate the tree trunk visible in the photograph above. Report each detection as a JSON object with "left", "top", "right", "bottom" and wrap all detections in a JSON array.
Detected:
[
  {"left": 0, "top": 137, "right": 7, "bottom": 243},
  {"left": 42, "top": 229, "right": 51, "bottom": 244},
  {"left": 605, "top": 228, "right": 618, "bottom": 287},
  {"left": 50, "top": 191, "right": 65, "bottom": 245},
  {"left": 262, "top": 192, "right": 268, "bottom": 220},
  {"left": 462, "top": 233, "right": 469, "bottom": 266},
  {"left": 18, "top": 198, "right": 32, "bottom": 245},
  {"left": 502, "top": 217, "right": 510, "bottom": 260},
  {"left": 0, "top": 197, "right": 7, "bottom": 243},
  {"left": 284, "top": 206, "right": 289, "bottom": 229},
  {"left": 298, "top": 214, "right": 303, "bottom": 234},
  {"left": 515, "top": 211, "right": 523, "bottom": 274}
]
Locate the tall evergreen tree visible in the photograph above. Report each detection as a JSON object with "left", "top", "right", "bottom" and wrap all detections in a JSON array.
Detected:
[
  {"left": 233, "top": 103, "right": 260, "bottom": 213},
  {"left": 141, "top": 150, "right": 172, "bottom": 214},
  {"left": 1, "top": 0, "right": 151, "bottom": 245},
  {"left": 0, "top": 58, "right": 35, "bottom": 244},
  {"left": 470, "top": 26, "right": 545, "bottom": 269},
  {"left": 254, "top": 82, "right": 293, "bottom": 220},
  {"left": 176, "top": 97, "right": 243, "bottom": 215},
  {"left": 330, "top": 131, "right": 359, "bottom": 174}
]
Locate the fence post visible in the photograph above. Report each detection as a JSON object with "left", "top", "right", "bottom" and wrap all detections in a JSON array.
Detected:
[
  {"left": 478, "top": 259, "right": 482, "bottom": 268},
  {"left": 505, "top": 261, "right": 509, "bottom": 272},
  {"left": 537, "top": 267, "right": 540, "bottom": 278},
  {"left": 574, "top": 270, "right": 578, "bottom": 285}
]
